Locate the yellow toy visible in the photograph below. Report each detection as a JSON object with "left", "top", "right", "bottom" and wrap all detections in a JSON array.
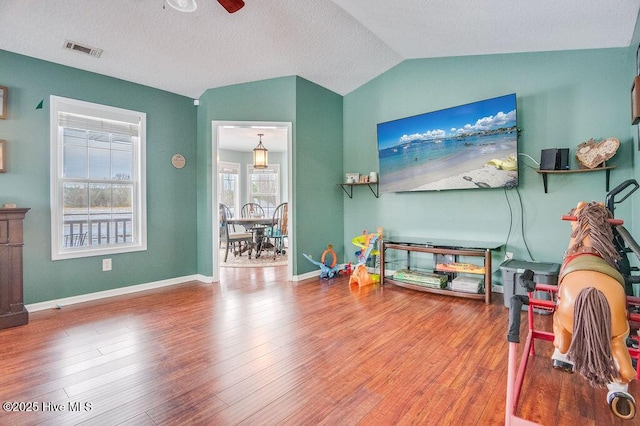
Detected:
[{"left": 349, "top": 227, "right": 382, "bottom": 287}]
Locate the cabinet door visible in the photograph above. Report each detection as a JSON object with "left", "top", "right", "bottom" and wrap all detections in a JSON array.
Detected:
[{"left": 0, "top": 245, "right": 12, "bottom": 315}]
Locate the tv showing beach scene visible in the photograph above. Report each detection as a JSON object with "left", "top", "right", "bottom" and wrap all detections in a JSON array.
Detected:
[{"left": 377, "top": 94, "right": 518, "bottom": 193}]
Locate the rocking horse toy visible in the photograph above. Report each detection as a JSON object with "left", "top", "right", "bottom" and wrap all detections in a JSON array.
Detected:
[{"left": 553, "top": 201, "right": 636, "bottom": 419}]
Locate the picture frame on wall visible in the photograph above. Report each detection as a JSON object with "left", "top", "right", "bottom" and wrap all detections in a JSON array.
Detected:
[
  {"left": 637, "top": 44, "right": 640, "bottom": 151},
  {"left": 632, "top": 76, "right": 640, "bottom": 126},
  {"left": 0, "top": 140, "right": 6, "bottom": 172},
  {"left": 0, "top": 86, "right": 6, "bottom": 120}
]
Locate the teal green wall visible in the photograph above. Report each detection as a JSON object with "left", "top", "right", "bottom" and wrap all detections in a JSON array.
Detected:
[
  {"left": 4, "top": 43, "right": 639, "bottom": 301},
  {"left": 196, "top": 76, "right": 343, "bottom": 276},
  {"left": 0, "top": 50, "right": 198, "bottom": 303},
  {"left": 294, "top": 77, "right": 344, "bottom": 274},
  {"left": 196, "top": 77, "right": 296, "bottom": 276},
  {"left": 343, "top": 48, "right": 636, "bottom": 280}
]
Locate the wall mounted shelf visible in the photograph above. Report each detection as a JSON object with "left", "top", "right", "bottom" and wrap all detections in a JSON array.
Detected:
[
  {"left": 337, "top": 182, "right": 379, "bottom": 198},
  {"left": 535, "top": 165, "right": 615, "bottom": 193}
]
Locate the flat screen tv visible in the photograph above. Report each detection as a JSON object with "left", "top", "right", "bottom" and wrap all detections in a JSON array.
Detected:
[{"left": 377, "top": 93, "right": 518, "bottom": 193}]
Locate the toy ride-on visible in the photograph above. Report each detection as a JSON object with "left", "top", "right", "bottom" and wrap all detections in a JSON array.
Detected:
[{"left": 506, "top": 198, "right": 640, "bottom": 424}]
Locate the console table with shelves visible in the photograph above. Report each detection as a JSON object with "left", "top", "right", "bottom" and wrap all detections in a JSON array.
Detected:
[{"left": 380, "top": 237, "right": 503, "bottom": 304}]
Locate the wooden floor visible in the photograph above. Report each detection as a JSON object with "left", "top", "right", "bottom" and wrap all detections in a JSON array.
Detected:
[{"left": 1, "top": 267, "right": 638, "bottom": 425}]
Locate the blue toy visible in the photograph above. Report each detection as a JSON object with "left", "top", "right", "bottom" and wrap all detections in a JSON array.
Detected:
[{"left": 303, "top": 244, "right": 341, "bottom": 279}]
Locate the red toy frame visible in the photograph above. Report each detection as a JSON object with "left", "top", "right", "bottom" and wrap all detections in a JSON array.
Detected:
[{"left": 505, "top": 285, "right": 640, "bottom": 425}]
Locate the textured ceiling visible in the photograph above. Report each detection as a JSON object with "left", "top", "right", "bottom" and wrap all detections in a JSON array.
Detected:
[{"left": 1, "top": 0, "right": 639, "bottom": 102}]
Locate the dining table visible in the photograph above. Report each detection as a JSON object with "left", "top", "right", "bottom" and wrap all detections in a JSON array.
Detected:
[{"left": 227, "top": 217, "right": 274, "bottom": 258}]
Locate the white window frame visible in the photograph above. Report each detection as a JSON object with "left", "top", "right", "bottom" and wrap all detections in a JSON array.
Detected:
[
  {"left": 218, "top": 161, "right": 240, "bottom": 216},
  {"left": 246, "top": 164, "right": 280, "bottom": 218},
  {"left": 50, "top": 95, "right": 147, "bottom": 260}
]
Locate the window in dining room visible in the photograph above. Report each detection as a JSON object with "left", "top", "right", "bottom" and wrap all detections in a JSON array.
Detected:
[
  {"left": 219, "top": 162, "right": 240, "bottom": 216},
  {"left": 247, "top": 164, "right": 279, "bottom": 218}
]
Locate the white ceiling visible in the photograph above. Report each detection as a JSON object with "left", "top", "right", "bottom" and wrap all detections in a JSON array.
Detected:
[
  {"left": 0, "top": 0, "right": 640, "bottom": 151},
  {"left": 2, "top": 0, "right": 639, "bottom": 99},
  {"left": 218, "top": 124, "right": 288, "bottom": 153},
  {"left": 1, "top": 0, "right": 639, "bottom": 150}
]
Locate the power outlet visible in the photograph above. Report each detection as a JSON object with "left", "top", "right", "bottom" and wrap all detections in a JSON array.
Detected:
[{"left": 102, "top": 258, "right": 112, "bottom": 271}]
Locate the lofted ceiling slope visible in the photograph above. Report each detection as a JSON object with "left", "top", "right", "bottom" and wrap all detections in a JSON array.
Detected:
[{"left": 0, "top": 0, "right": 639, "bottom": 100}]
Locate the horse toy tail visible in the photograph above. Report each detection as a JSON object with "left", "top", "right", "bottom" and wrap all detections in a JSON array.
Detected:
[{"left": 567, "top": 287, "right": 618, "bottom": 388}]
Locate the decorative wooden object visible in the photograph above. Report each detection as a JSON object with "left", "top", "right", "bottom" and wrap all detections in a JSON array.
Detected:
[
  {"left": 575, "top": 137, "right": 619, "bottom": 169},
  {"left": 0, "top": 207, "right": 30, "bottom": 329}
]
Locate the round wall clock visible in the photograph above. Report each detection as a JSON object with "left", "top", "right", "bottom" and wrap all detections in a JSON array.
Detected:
[{"left": 171, "top": 154, "right": 186, "bottom": 169}]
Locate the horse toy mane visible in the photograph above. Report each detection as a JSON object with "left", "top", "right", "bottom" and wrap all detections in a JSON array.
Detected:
[
  {"left": 553, "top": 201, "right": 636, "bottom": 419},
  {"left": 566, "top": 201, "right": 620, "bottom": 269}
]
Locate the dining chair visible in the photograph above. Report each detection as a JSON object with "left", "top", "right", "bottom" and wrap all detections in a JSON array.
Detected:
[
  {"left": 240, "top": 202, "right": 267, "bottom": 240},
  {"left": 240, "top": 203, "right": 265, "bottom": 219},
  {"left": 266, "top": 202, "right": 288, "bottom": 260},
  {"left": 219, "top": 203, "right": 233, "bottom": 249},
  {"left": 220, "top": 204, "right": 253, "bottom": 262}
]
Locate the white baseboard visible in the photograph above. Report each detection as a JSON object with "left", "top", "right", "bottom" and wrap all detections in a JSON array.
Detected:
[
  {"left": 293, "top": 270, "right": 321, "bottom": 281},
  {"left": 26, "top": 268, "right": 342, "bottom": 312},
  {"left": 197, "top": 274, "right": 215, "bottom": 284},
  {"left": 26, "top": 274, "right": 205, "bottom": 312}
]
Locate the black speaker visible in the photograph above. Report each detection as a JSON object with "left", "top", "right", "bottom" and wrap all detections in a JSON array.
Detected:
[
  {"left": 558, "top": 148, "right": 569, "bottom": 170},
  {"left": 540, "top": 148, "right": 570, "bottom": 170}
]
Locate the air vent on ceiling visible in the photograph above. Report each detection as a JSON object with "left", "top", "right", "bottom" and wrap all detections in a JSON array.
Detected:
[{"left": 63, "top": 40, "right": 103, "bottom": 58}]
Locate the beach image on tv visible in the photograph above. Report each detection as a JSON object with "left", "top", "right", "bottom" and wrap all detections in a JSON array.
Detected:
[{"left": 377, "top": 94, "right": 518, "bottom": 192}]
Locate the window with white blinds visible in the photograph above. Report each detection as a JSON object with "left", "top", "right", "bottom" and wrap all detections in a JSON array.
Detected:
[
  {"left": 219, "top": 162, "right": 240, "bottom": 216},
  {"left": 50, "top": 95, "right": 147, "bottom": 260},
  {"left": 247, "top": 165, "right": 280, "bottom": 218}
]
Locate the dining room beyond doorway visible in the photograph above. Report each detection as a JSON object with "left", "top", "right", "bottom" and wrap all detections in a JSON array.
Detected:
[
  {"left": 212, "top": 121, "right": 292, "bottom": 279},
  {"left": 219, "top": 201, "right": 288, "bottom": 268}
]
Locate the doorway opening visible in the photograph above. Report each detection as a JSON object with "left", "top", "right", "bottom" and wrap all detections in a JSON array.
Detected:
[{"left": 211, "top": 121, "right": 293, "bottom": 282}]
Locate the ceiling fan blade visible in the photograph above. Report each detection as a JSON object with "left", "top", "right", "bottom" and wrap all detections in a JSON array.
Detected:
[{"left": 217, "top": 0, "right": 244, "bottom": 13}]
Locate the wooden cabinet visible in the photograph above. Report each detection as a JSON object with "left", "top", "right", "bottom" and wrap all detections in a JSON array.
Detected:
[
  {"left": 0, "top": 208, "right": 29, "bottom": 329},
  {"left": 380, "top": 237, "right": 502, "bottom": 304}
]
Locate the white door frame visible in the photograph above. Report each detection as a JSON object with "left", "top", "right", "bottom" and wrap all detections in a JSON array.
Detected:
[{"left": 211, "top": 120, "right": 293, "bottom": 282}]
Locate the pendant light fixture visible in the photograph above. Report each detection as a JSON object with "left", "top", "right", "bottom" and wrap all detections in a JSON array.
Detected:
[
  {"left": 166, "top": 0, "right": 197, "bottom": 12},
  {"left": 253, "top": 133, "right": 268, "bottom": 169}
]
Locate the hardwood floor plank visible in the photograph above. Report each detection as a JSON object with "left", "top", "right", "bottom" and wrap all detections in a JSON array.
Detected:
[
  {"left": 115, "top": 413, "right": 157, "bottom": 426},
  {"left": 1, "top": 269, "right": 638, "bottom": 425}
]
